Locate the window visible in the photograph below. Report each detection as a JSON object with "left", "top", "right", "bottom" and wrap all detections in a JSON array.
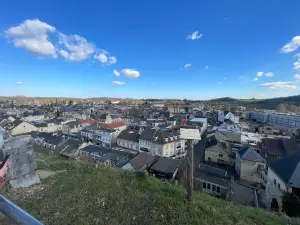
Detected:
[
  {"left": 207, "top": 183, "right": 211, "bottom": 190},
  {"left": 218, "top": 154, "right": 223, "bottom": 157},
  {"left": 277, "top": 183, "right": 281, "bottom": 190},
  {"left": 202, "top": 182, "right": 206, "bottom": 189},
  {"left": 216, "top": 186, "right": 220, "bottom": 193},
  {"left": 218, "top": 159, "right": 224, "bottom": 162},
  {"left": 274, "top": 179, "right": 277, "bottom": 185},
  {"left": 212, "top": 185, "right": 216, "bottom": 192}
]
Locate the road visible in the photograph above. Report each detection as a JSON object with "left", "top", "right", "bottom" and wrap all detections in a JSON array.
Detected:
[{"left": 193, "top": 134, "right": 206, "bottom": 169}]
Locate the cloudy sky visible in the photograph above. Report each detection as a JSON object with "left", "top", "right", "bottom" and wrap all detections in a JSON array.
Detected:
[{"left": 0, "top": 0, "right": 300, "bottom": 99}]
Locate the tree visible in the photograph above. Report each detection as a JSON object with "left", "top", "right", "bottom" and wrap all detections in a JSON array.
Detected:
[
  {"left": 129, "top": 107, "right": 140, "bottom": 118},
  {"left": 68, "top": 100, "right": 74, "bottom": 106},
  {"left": 282, "top": 192, "right": 300, "bottom": 217}
]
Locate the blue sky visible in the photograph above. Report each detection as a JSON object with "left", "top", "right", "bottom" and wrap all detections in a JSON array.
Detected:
[{"left": 0, "top": 0, "right": 300, "bottom": 100}]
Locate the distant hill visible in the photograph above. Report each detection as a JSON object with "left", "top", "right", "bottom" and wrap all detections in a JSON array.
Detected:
[{"left": 207, "top": 95, "right": 300, "bottom": 110}]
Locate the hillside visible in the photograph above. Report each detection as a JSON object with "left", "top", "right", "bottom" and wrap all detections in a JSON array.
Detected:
[{"left": 0, "top": 153, "right": 294, "bottom": 225}]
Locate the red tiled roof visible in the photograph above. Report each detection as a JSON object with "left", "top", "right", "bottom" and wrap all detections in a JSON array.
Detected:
[
  {"left": 80, "top": 119, "right": 99, "bottom": 126},
  {"left": 101, "top": 121, "right": 126, "bottom": 129}
]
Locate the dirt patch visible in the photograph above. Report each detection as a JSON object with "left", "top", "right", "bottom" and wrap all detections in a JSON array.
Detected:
[{"left": 37, "top": 170, "right": 56, "bottom": 179}]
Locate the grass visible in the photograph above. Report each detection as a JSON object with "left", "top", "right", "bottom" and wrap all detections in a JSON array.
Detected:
[{"left": 3, "top": 153, "right": 293, "bottom": 225}]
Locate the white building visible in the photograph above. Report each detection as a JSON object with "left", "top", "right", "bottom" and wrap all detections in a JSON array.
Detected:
[
  {"left": 218, "top": 111, "right": 225, "bottom": 122},
  {"left": 189, "top": 118, "right": 207, "bottom": 137},
  {"left": 246, "top": 110, "right": 300, "bottom": 128},
  {"left": 224, "top": 112, "right": 239, "bottom": 124}
]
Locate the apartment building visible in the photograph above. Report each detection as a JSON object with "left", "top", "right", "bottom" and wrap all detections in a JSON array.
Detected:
[{"left": 246, "top": 110, "right": 300, "bottom": 128}]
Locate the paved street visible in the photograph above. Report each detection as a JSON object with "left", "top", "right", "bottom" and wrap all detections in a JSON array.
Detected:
[{"left": 193, "top": 135, "right": 206, "bottom": 168}]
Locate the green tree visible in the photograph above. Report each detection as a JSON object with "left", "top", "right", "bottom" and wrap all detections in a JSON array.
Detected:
[{"left": 282, "top": 192, "right": 300, "bottom": 217}]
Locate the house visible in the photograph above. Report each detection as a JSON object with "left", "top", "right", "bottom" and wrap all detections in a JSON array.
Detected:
[
  {"left": 150, "top": 157, "right": 180, "bottom": 180},
  {"left": 21, "top": 111, "right": 44, "bottom": 122},
  {"left": 218, "top": 110, "right": 225, "bottom": 122},
  {"left": 95, "top": 151, "right": 132, "bottom": 168},
  {"left": 204, "top": 133, "right": 235, "bottom": 166},
  {"left": 189, "top": 118, "right": 207, "bottom": 137},
  {"left": 215, "top": 130, "right": 241, "bottom": 147},
  {"left": 62, "top": 120, "right": 81, "bottom": 135},
  {"left": 122, "top": 152, "right": 156, "bottom": 171},
  {"left": 260, "top": 138, "right": 300, "bottom": 164},
  {"left": 81, "top": 126, "right": 100, "bottom": 141},
  {"left": 78, "top": 145, "right": 110, "bottom": 161},
  {"left": 34, "top": 132, "right": 62, "bottom": 152},
  {"left": 224, "top": 112, "right": 239, "bottom": 124},
  {"left": 93, "top": 127, "right": 122, "bottom": 149},
  {"left": 235, "top": 146, "right": 266, "bottom": 185},
  {"left": 55, "top": 139, "right": 85, "bottom": 158},
  {"left": 117, "top": 129, "right": 140, "bottom": 152},
  {"left": 194, "top": 164, "right": 230, "bottom": 199},
  {"left": 259, "top": 125, "right": 274, "bottom": 135},
  {"left": 139, "top": 127, "right": 186, "bottom": 158},
  {"left": 101, "top": 120, "right": 126, "bottom": 131},
  {"left": 266, "top": 153, "right": 300, "bottom": 212},
  {"left": 10, "top": 119, "right": 37, "bottom": 136}
]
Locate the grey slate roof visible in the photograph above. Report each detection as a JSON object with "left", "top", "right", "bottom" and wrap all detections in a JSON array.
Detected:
[
  {"left": 150, "top": 157, "right": 180, "bottom": 174},
  {"left": 80, "top": 145, "right": 110, "bottom": 155},
  {"left": 139, "top": 127, "right": 180, "bottom": 145},
  {"left": 198, "top": 164, "right": 228, "bottom": 177},
  {"left": 270, "top": 153, "right": 300, "bottom": 188},
  {"left": 129, "top": 152, "right": 156, "bottom": 170},
  {"left": 216, "top": 130, "right": 241, "bottom": 143},
  {"left": 237, "top": 146, "right": 265, "bottom": 163},
  {"left": 118, "top": 129, "right": 140, "bottom": 142}
]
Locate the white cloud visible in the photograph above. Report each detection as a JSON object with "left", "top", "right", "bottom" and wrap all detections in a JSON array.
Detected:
[
  {"left": 58, "top": 33, "right": 95, "bottom": 61},
  {"left": 91, "top": 88, "right": 98, "bottom": 92},
  {"left": 259, "top": 81, "right": 297, "bottom": 89},
  {"left": 293, "top": 53, "right": 300, "bottom": 58},
  {"left": 264, "top": 72, "right": 274, "bottom": 77},
  {"left": 5, "top": 19, "right": 56, "bottom": 57},
  {"left": 112, "top": 81, "right": 125, "bottom": 86},
  {"left": 184, "top": 63, "right": 191, "bottom": 68},
  {"left": 94, "top": 50, "right": 117, "bottom": 66},
  {"left": 280, "top": 36, "right": 300, "bottom": 53},
  {"left": 294, "top": 60, "right": 300, "bottom": 70},
  {"left": 113, "top": 69, "right": 120, "bottom": 76},
  {"left": 186, "top": 31, "right": 203, "bottom": 40},
  {"left": 256, "top": 72, "right": 264, "bottom": 77},
  {"left": 16, "top": 81, "right": 23, "bottom": 85},
  {"left": 205, "top": 65, "right": 208, "bottom": 69},
  {"left": 121, "top": 69, "right": 140, "bottom": 78},
  {"left": 295, "top": 74, "right": 300, "bottom": 82},
  {"left": 224, "top": 77, "right": 227, "bottom": 80},
  {"left": 218, "top": 82, "right": 224, "bottom": 85},
  {"left": 253, "top": 77, "right": 259, "bottom": 81}
]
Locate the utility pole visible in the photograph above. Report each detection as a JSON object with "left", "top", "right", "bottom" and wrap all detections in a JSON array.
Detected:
[
  {"left": 180, "top": 126, "right": 200, "bottom": 203},
  {"left": 186, "top": 139, "right": 194, "bottom": 202}
]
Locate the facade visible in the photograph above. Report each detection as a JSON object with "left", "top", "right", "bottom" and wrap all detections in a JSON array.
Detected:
[
  {"left": 224, "top": 112, "right": 239, "bottom": 124},
  {"left": 205, "top": 133, "right": 235, "bottom": 166},
  {"left": 139, "top": 127, "right": 186, "bottom": 158},
  {"left": 11, "top": 121, "right": 37, "bottom": 135},
  {"left": 21, "top": 111, "right": 44, "bottom": 122},
  {"left": 265, "top": 153, "right": 300, "bottom": 212},
  {"left": 117, "top": 129, "right": 139, "bottom": 152},
  {"left": 194, "top": 164, "right": 230, "bottom": 199},
  {"left": 62, "top": 120, "right": 81, "bottom": 135},
  {"left": 189, "top": 117, "right": 207, "bottom": 137},
  {"left": 235, "top": 146, "right": 266, "bottom": 185},
  {"left": 94, "top": 128, "right": 121, "bottom": 149},
  {"left": 246, "top": 110, "right": 300, "bottom": 128},
  {"left": 218, "top": 110, "right": 225, "bottom": 122}
]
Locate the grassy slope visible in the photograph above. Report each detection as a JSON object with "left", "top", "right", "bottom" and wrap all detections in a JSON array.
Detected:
[{"left": 4, "top": 154, "right": 291, "bottom": 225}]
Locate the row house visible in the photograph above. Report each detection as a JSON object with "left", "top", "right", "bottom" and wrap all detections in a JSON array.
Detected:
[
  {"left": 93, "top": 121, "right": 126, "bottom": 148},
  {"left": 139, "top": 127, "right": 186, "bottom": 158},
  {"left": 21, "top": 111, "right": 45, "bottom": 122}
]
